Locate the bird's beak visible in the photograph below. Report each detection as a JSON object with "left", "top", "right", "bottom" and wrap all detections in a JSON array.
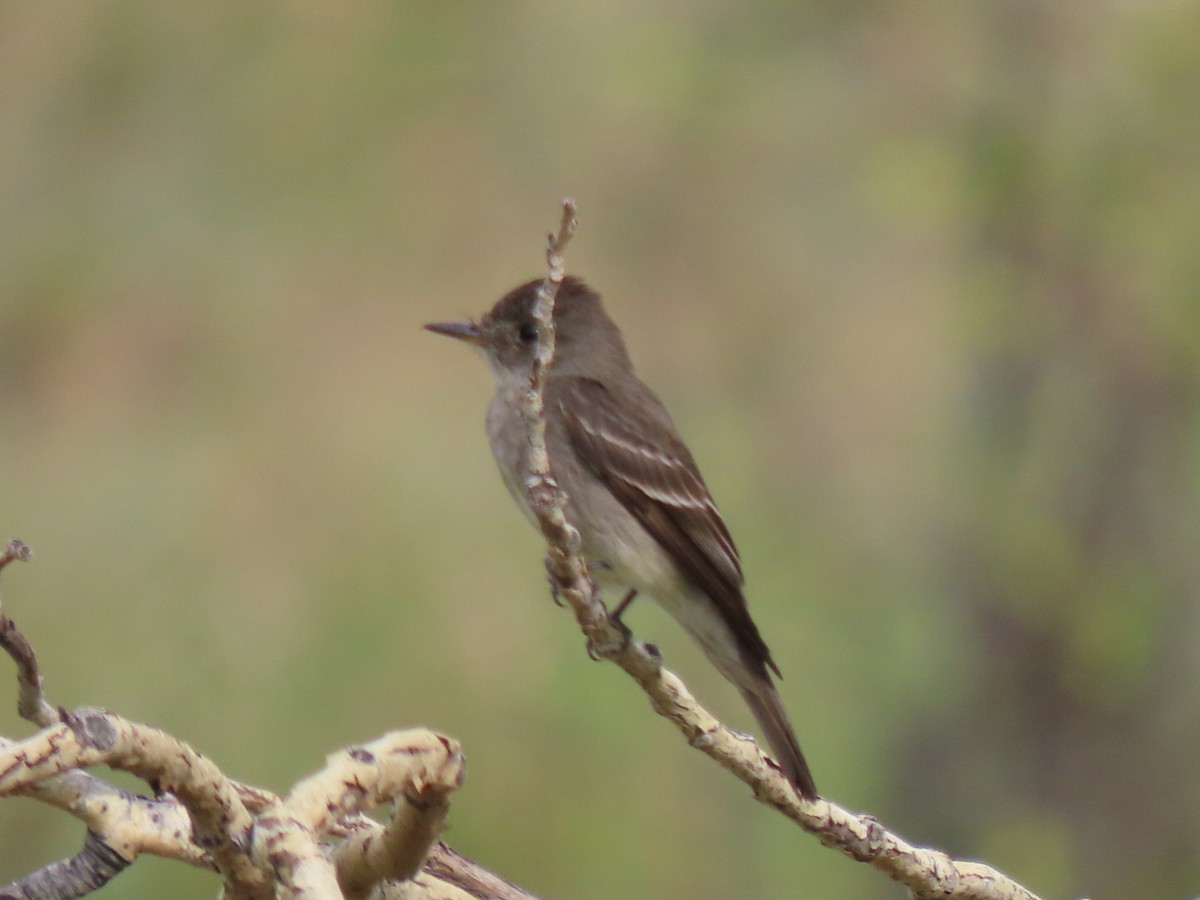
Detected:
[{"left": 423, "top": 321, "right": 487, "bottom": 347}]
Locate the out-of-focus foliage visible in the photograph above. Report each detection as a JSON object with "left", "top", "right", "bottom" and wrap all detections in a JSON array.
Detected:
[{"left": 1, "top": 3, "right": 1197, "bottom": 898}]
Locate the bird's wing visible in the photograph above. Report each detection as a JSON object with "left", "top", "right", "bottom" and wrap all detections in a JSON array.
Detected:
[{"left": 555, "top": 376, "right": 779, "bottom": 677}]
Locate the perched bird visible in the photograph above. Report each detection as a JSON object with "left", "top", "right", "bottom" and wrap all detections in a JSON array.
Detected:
[{"left": 425, "top": 276, "right": 817, "bottom": 800}]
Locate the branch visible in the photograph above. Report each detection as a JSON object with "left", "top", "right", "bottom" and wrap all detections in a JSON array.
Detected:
[
  {"left": 0, "top": 540, "right": 54, "bottom": 730},
  {"left": 1, "top": 549, "right": 537, "bottom": 900},
  {"left": 518, "top": 202, "right": 1042, "bottom": 900},
  {"left": 252, "top": 730, "right": 465, "bottom": 898},
  {"left": 421, "top": 844, "right": 539, "bottom": 900},
  {"left": 0, "top": 718, "right": 525, "bottom": 900},
  {"left": 0, "top": 830, "right": 129, "bottom": 900},
  {"left": 522, "top": 201, "right": 622, "bottom": 658},
  {"left": 0, "top": 709, "right": 266, "bottom": 897},
  {"left": 525, "top": 199, "right": 581, "bottom": 540}
]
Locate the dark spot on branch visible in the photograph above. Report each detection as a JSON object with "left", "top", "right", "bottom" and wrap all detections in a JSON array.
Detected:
[{"left": 65, "top": 709, "right": 118, "bottom": 751}]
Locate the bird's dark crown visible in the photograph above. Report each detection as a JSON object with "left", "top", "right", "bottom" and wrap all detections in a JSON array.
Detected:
[
  {"left": 485, "top": 275, "right": 599, "bottom": 327},
  {"left": 482, "top": 276, "right": 633, "bottom": 376}
]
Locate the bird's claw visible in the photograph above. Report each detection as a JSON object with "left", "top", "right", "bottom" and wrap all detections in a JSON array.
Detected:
[
  {"left": 543, "top": 557, "right": 565, "bottom": 607},
  {"left": 609, "top": 588, "right": 638, "bottom": 625}
]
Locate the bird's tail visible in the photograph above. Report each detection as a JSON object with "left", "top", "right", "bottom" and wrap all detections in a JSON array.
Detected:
[{"left": 740, "top": 677, "right": 818, "bottom": 801}]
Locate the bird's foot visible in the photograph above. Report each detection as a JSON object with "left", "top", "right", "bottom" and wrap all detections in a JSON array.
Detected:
[
  {"left": 608, "top": 588, "right": 638, "bottom": 625},
  {"left": 583, "top": 588, "right": 637, "bottom": 660},
  {"left": 543, "top": 557, "right": 565, "bottom": 607}
]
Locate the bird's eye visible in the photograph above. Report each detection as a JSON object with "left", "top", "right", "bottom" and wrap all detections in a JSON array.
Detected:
[{"left": 518, "top": 323, "right": 539, "bottom": 344}]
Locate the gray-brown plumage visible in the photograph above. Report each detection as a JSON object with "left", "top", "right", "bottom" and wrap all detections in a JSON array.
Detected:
[{"left": 426, "top": 277, "right": 817, "bottom": 800}]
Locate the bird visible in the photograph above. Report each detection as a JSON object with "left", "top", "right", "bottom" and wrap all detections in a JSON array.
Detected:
[{"left": 425, "top": 276, "right": 817, "bottom": 800}]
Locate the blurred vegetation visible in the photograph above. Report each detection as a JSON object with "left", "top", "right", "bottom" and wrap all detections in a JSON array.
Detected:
[{"left": 2, "top": 3, "right": 1198, "bottom": 898}]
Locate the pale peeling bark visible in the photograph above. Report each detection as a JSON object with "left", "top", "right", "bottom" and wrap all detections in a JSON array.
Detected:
[{"left": 0, "top": 543, "right": 535, "bottom": 900}]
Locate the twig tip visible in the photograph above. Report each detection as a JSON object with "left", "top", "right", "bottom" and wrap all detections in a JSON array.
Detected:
[{"left": 1, "top": 539, "right": 33, "bottom": 570}]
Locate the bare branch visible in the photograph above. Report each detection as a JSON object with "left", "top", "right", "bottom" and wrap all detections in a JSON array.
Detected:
[
  {"left": 0, "top": 710, "right": 266, "bottom": 897},
  {"left": 0, "top": 830, "right": 128, "bottom": 900},
  {"left": 421, "top": 844, "right": 539, "bottom": 900},
  {"left": 2, "top": 714, "right": 500, "bottom": 899},
  {"left": 0, "top": 540, "right": 32, "bottom": 571},
  {"left": 525, "top": 197, "right": 578, "bottom": 499},
  {"left": 0, "top": 611, "right": 58, "bottom": 729},
  {"left": 517, "top": 201, "right": 1042, "bottom": 900},
  {"left": 0, "top": 540, "right": 56, "bottom": 729},
  {"left": 1, "top": 590, "right": 529, "bottom": 898},
  {"left": 2, "top": 723, "right": 521, "bottom": 899},
  {"left": 0, "top": 744, "right": 212, "bottom": 870},
  {"left": 251, "top": 730, "right": 465, "bottom": 898},
  {"left": 521, "top": 201, "right": 622, "bottom": 660}
]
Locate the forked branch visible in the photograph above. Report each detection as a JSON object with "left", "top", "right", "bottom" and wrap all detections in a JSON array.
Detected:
[{"left": 0, "top": 545, "right": 534, "bottom": 900}]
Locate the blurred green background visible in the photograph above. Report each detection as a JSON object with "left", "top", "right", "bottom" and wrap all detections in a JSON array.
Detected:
[{"left": 2, "top": 3, "right": 1198, "bottom": 898}]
